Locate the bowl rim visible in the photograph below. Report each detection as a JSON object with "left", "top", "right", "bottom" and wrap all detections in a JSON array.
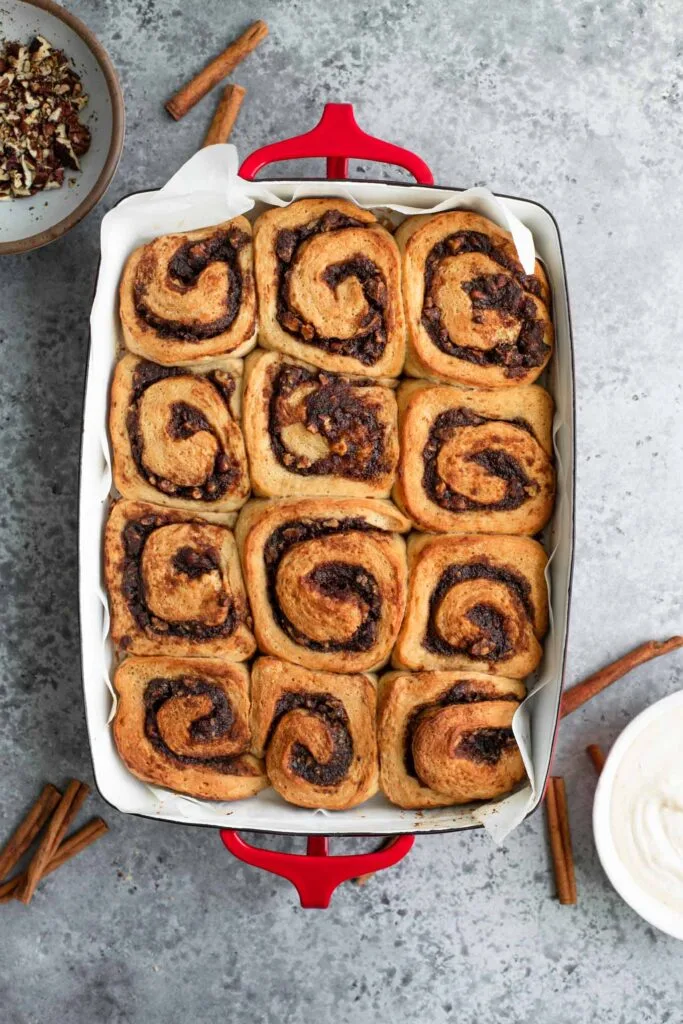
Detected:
[
  {"left": 592, "top": 688, "right": 683, "bottom": 941},
  {"left": 0, "top": 0, "right": 125, "bottom": 256}
]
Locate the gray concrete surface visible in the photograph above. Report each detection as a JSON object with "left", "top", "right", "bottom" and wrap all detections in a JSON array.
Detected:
[{"left": 1, "top": 0, "right": 683, "bottom": 1020}]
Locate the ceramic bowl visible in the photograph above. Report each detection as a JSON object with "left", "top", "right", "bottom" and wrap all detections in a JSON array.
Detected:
[
  {"left": 593, "top": 689, "right": 683, "bottom": 941},
  {"left": 0, "top": 0, "right": 124, "bottom": 254}
]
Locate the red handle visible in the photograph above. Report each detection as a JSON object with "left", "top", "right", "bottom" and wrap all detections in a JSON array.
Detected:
[
  {"left": 220, "top": 831, "right": 415, "bottom": 908},
  {"left": 239, "top": 102, "right": 433, "bottom": 184}
]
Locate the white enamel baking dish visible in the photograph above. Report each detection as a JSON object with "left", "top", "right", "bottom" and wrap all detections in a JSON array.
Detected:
[{"left": 79, "top": 104, "right": 575, "bottom": 904}]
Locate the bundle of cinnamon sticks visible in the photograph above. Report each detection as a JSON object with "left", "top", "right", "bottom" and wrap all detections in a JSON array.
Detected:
[
  {"left": 165, "top": 20, "right": 268, "bottom": 147},
  {"left": 544, "top": 635, "right": 683, "bottom": 906},
  {"left": 0, "top": 779, "right": 107, "bottom": 905}
]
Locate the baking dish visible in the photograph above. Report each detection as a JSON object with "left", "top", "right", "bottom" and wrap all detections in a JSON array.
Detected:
[{"left": 80, "top": 104, "right": 575, "bottom": 906}]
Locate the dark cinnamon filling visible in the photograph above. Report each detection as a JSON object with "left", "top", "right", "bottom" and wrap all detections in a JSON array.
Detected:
[
  {"left": 458, "top": 727, "right": 516, "bottom": 764},
  {"left": 172, "top": 545, "right": 220, "bottom": 579},
  {"left": 120, "top": 514, "right": 236, "bottom": 643},
  {"left": 127, "top": 360, "right": 240, "bottom": 501},
  {"left": 266, "top": 692, "right": 353, "bottom": 786},
  {"left": 424, "top": 561, "right": 533, "bottom": 661},
  {"left": 422, "top": 407, "right": 536, "bottom": 512},
  {"left": 134, "top": 226, "right": 250, "bottom": 340},
  {"left": 167, "top": 402, "right": 211, "bottom": 439},
  {"left": 263, "top": 517, "right": 382, "bottom": 652},
  {"left": 275, "top": 209, "right": 388, "bottom": 366},
  {"left": 404, "top": 682, "right": 519, "bottom": 778},
  {"left": 267, "top": 363, "right": 388, "bottom": 479},
  {"left": 420, "top": 230, "right": 549, "bottom": 378},
  {"left": 144, "top": 676, "right": 253, "bottom": 775}
]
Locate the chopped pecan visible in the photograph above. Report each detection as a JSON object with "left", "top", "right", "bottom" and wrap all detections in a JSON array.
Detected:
[{"left": 0, "top": 35, "right": 90, "bottom": 199}]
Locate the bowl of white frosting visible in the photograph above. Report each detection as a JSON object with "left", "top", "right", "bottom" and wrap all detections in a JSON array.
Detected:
[{"left": 593, "top": 690, "right": 683, "bottom": 939}]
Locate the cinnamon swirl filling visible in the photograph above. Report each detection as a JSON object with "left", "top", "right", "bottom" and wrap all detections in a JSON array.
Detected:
[
  {"left": 263, "top": 517, "right": 381, "bottom": 653},
  {"left": 421, "top": 230, "right": 550, "bottom": 377},
  {"left": 134, "top": 226, "right": 249, "bottom": 341},
  {"left": 250, "top": 656, "right": 378, "bottom": 809},
  {"left": 422, "top": 408, "right": 538, "bottom": 513},
  {"left": 125, "top": 361, "right": 242, "bottom": 503},
  {"left": 403, "top": 681, "right": 519, "bottom": 779},
  {"left": 144, "top": 675, "right": 256, "bottom": 775},
  {"left": 377, "top": 670, "right": 527, "bottom": 808},
  {"left": 265, "top": 691, "right": 353, "bottom": 787},
  {"left": 424, "top": 561, "right": 534, "bottom": 662},
  {"left": 267, "top": 362, "right": 389, "bottom": 481},
  {"left": 120, "top": 514, "right": 236, "bottom": 642},
  {"left": 275, "top": 210, "right": 389, "bottom": 366}
]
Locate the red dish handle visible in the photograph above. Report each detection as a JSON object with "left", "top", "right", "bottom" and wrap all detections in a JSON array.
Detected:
[
  {"left": 238, "top": 102, "right": 433, "bottom": 184},
  {"left": 220, "top": 831, "right": 415, "bottom": 908}
]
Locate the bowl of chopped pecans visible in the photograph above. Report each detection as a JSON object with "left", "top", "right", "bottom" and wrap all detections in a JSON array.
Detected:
[{"left": 0, "top": 0, "right": 124, "bottom": 254}]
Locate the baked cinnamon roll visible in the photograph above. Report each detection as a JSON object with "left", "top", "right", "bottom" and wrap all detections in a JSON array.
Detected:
[
  {"left": 120, "top": 217, "right": 257, "bottom": 365},
  {"left": 394, "top": 380, "right": 554, "bottom": 534},
  {"left": 104, "top": 500, "right": 255, "bottom": 659},
  {"left": 251, "top": 657, "right": 378, "bottom": 810},
  {"left": 396, "top": 211, "right": 552, "bottom": 387},
  {"left": 236, "top": 497, "right": 410, "bottom": 673},
  {"left": 242, "top": 350, "right": 399, "bottom": 498},
  {"left": 378, "top": 670, "right": 526, "bottom": 808},
  {"left": 113, "top": 656, "right": 267, "bottom": 801},
  {"left": 109, "top": 354, "right": 250, "bottom": 512},
  {"left": 393, "top": 533, "right": 548, "bottom": 677},
  {"left": 253, "top": 198, "right": 405, "bottom": 377}
]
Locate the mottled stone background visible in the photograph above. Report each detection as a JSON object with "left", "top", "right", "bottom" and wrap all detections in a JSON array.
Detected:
[{"left": 1, "top": 0, "right": 683, "bottom": 1021}]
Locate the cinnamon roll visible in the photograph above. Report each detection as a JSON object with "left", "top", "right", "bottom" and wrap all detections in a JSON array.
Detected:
[
  {"left": 236, "top": 497, "right": 410, "bottom": 673},
  {"left": 394, "top": 380, "right": 554, "bottom": 534},
  {"left": 251, "top": 657, "right": 378, "bottom": 810},
  {"left": 393, "top": 533, "right": 548, "bottom": 677},
  {"left": 119, "top": 217, "right": 257, "bottom": 365},
  {"left": 253, "top": 198, "right": 405, "bottom": 377},
  {"left": 378, "top": 670, "right": 526, "bottom": 808},
  {"left": 109, "top": 354, "right": 250, "bottom": 512},
  {"left": 113, "top": 656, "right": 267, "bottom": 801},
  {"left": 396, "top": 211, "right": 553, "bottom": 387},
  {"left": 242, "top": 350, "right": 399, "bottom": 499},
  {"left": 104, "top": 500, "right": 255, "bottom": 660}
]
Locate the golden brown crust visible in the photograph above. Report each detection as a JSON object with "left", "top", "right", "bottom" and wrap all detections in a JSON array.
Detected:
[
  {"left": 396, "top": 211, "right": 553, "bottom": 388},
  {"left": 113, "top": 656, "right": 267, "bottom": 801},
  {"left": 236, "top": 497, "right": 409, "bottom": 673},
  {"left": 393, "top": 533, "right": 548, "bottom": 676},
  {"left": 242, "top": 349, "right": 399, "bottom": 499},
  {"left": 109, "top": 353, "right": 250, "bottom": 512},
  {"left": 119, "top": 217, "right": 257, "bottom": 365},
  {"left": 393, "top": 380, "right": 555, "bottom": 534},
  {"left": 378, "top": 670, "right": 526, "bottom": 808},
  {"left": 253, "top": 198, "right": 405, "bottom": 377},
  {"left": 250, "top": 657, "right": 378, "bottom": 809},
  {"left": 104, "top": 499, "right": 255, "bottom": 659}
]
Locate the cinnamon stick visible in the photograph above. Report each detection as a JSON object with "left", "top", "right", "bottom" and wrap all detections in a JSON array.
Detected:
[
  {"left": 586, "top": 744, "right": 606, "bottom": 776},
  {"left": 560, "top": 636, "right": 683, "bottom": 718},
  {"left": 0, "top": 784, "right": 60, "bottom": 882},
  {"left": 20, "top": 780, "right": 89, "bottom": 905},
  {"left": 165, "top": 21, "right": 268, "bottom": 120},
  {"left": 545, "top": 778, "right": 574, "bottom": 905},
  {"left": 0, "top": 818, "right": 108, "bottom": 904},
  {"left": 552, "top": 777, "right": 577, "bottom": 904},
  {"left": 203, "top": 84, "right": 246, "bottom": 147},
  {"left": 352, "top": 872, "right": 374, "bottom": 886}
]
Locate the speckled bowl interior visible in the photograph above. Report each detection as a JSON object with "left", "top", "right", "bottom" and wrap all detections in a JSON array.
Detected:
[{"left": 0, "top": 0, "right": 124, "bottom": 254}]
